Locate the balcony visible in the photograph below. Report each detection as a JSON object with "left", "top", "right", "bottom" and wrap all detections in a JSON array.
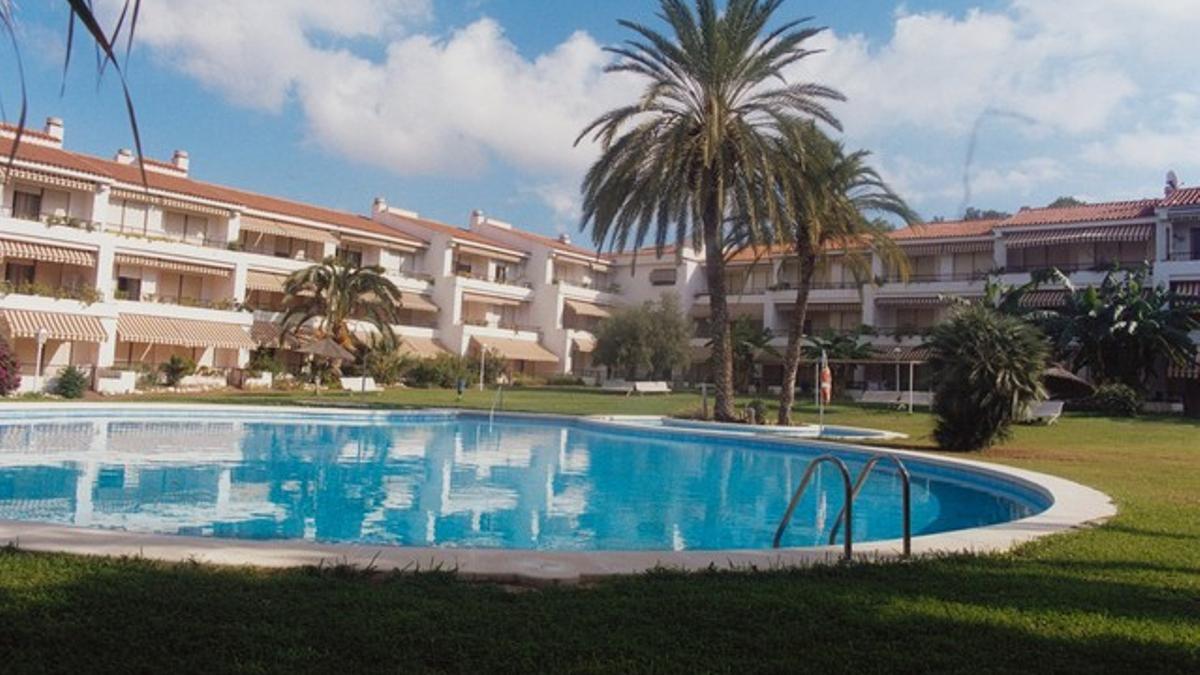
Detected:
[
  {"left": 869, "top": 325, "right": 935, "bottom": 339},
  {"left": 113, "top": 291, "right": 241, "bottom": 312},
  {"left": 463, "top": 317, "right": 539, "bottom": 333},
  {"left": 108, "top": 224, "right": 230, "bottom": 251},
  {"left": 1, "top": 208, "right": 104, "bottom": 232},
  {"left": 1001, "top": 261, "right": 1148, "bottom": 275},
  {"left": 553, "top": 276, "right": 621, "bottom": 294},
  {"left": 1167, "top": 251, "right": 1200, "bottom": 262},
  {"left": 455, "top": 270, "right": 532, "bottom": 289},
  {"left": 879, "top": 271, "right": 991, "bottom": 284},
  {"left": 0, "top": 280, "right": 103, "bottom": 305}
]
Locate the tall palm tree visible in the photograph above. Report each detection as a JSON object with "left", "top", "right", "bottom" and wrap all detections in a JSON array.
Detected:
[
  {"left": 279, "top": 256, "right": 404, "bottom": 351},
  {"left": 774, "top": 125, "right": 916, "bottom": 424},
  {"left": 577, "top": 0, "right": 844, "bottom": 421}
]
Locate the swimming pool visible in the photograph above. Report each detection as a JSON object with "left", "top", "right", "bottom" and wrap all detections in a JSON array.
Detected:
[{"left": 0, "top": 407, "right": 1052, "bottom": 552}]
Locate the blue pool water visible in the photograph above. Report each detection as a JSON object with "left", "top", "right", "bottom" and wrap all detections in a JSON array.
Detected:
[{"left": 0, "top": 410, "right": 1049, "bottom": 551}]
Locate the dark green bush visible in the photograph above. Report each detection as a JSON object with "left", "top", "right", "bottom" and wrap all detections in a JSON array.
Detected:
[
  {"left": 160, "top": 355, "right": 197, "bottom": 387},
  {"left": 54, "top": 365, "right": 88, "bottom": 399},
  {"left": 546, "top": 375, "right": 586, "bottom": 386},
  {"left": 407, "top": 354, "right": 470, "bottom": 388},
  {"left": 1089, "top": 383, "right": 1142, "bottom": 417},
  {"left": 928, "top": 304, "right": 1049, "bottom": 451},
  {"left": 746, "top": 399, "right": 768, "bottom": 424},
  {"left": 0, "top": 338, "right": 20, "bottom": 395}
]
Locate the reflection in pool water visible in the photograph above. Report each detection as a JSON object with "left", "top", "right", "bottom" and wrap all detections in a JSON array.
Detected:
[{"left": 0, "top": 412, "right": 1045, "bottom": 551}]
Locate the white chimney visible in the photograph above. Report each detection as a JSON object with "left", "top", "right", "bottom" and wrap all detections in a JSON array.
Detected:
[
  {"left": 114, "top": 148, "right": 134, "bottom": 165},
  {"left": 372, "top": 197, "right": 388, "bottom": 216},
  {"left": 43, "top": 117, "right": 64, "bottom": 143},
  {"left": 171, "top": 149, "right": 189, "bottom": 173},
  {"left": 558, "top": 233, "right": 572, "bottom": 245},
  {"left": 1165, "top": 170, "right": 1180, "bottom": 197},
  {"left": 470, "top": 209, "right": 487, "bottom": 229}
]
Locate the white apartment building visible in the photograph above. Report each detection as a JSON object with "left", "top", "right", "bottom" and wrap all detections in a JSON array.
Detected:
[{"left": 1, "top": 117, "right": 1197, "bottom": 400}]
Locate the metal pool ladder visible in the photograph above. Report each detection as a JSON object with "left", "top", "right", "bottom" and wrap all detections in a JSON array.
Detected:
[
  {"left": 773, "top": 453, "right": 913, "bottom": 560},
  {"left": 488, "top": 385, "right": 505, "bottom": 424}
]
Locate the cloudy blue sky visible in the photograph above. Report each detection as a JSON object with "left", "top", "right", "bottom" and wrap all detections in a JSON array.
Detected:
[{"left": 6, "top": 1, "right": 1198, "bottom": 238}]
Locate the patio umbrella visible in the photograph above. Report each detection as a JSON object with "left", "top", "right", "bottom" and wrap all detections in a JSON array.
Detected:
[
  {"left": 1043, "top": 364, "right": 1094, "bottom": 400},
  {"left": 297, "top": 337, "right": 355, "bottom": 362},
  {"left": 297, "top": 337, "right": 355, "bottom": 395}
]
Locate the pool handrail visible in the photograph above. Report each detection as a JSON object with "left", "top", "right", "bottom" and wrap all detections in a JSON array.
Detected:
[
  {"left": 772, "top": 454, "right": 854, "bottom": 560},
  {"left": 827, "top": 453, "right": 912, "bottom": 558}
]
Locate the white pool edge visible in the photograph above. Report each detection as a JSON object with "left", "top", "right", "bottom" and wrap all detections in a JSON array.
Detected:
[{"left": 0, "top": 402, "right": 1117, "bottom": 584}]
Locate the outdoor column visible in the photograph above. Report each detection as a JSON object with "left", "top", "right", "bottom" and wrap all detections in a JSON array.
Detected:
[
  {"left": 992, "top": 234, "right": 1007, "bottom": 271},
  {"left": 97, "top": 317, "right": 118, "bottom": 368}
]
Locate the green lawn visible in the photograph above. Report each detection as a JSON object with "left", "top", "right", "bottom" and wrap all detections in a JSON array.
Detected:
[{"left": 1, "top": 389, "right": 1198, "bottom": 672}]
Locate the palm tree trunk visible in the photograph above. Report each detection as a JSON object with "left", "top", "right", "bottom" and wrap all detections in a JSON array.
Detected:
[
  {"left": 777, "top": 249, "right": 817, "bottom": 426},
  {"left": 702, "top": 185, "right": 736, "bottom": 422}
]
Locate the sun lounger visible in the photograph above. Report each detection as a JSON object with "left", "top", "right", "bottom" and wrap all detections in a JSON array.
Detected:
[
  {"left": 1024, "top": 400, "right": 1064, "bottom": 425},
  {"left": 633, "top": 381, "right": 671, "bottom": 395}
]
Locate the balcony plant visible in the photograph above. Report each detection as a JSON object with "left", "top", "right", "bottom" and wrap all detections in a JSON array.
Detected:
[{"left": 0, "top": 337, "right": 21, "bottom": 395}]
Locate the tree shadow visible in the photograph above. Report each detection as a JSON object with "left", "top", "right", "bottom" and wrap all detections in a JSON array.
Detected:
[{"left": 1, "top": 548, "right": 1197, "bottom": 673}]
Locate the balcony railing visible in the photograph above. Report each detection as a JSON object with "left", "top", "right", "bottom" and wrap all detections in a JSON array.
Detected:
[
  {"left": 112, "top": 291, "right": 241, "bottom": 311},
  {"left": 770, "top": 280, "right": 861, "bottom": 291},
  {"left": 0, "top": 281, "right": 104, "bottom": 305},
  {"left": 1, "top": 209, "right": 105, "bottom": 232},
  {"left": 1167, "top": 251, "right": 1200, "bottom": 262},
  {"left": 107, "top": 225, "right": 230, "bottom": 250},
  {"left": 553, "top": 277, "right": 621, "bottom": 294},
  {"left": 870, "top": 325, "right": 935, "bottom": 339},
  {"left": 462, "top": 318, "right": 540, "bottom": 334},
  {"left": 1001, "top": 261, "right": 1147, "bottom": 274},
  {"left": 455, "top": 270, "right": 533, "bottom": 289},
  {"left": 879, "top": 271, "right": 991, "bottom": 284}
]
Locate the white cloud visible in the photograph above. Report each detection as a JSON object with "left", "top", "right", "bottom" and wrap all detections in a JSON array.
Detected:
[{"left": 101, "top": 0, "right": 1200, "bottom": 222}]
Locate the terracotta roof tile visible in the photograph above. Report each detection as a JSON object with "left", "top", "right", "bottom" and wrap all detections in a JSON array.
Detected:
[
  {"left": 484, "top": 223, "right": 607, "bottom": 259},
  {"left": 0, "top": 134, "right": 426, "bottom": 248},
  {"left": 382, "top": 212, "right": 526, "bottom": 254},
  {"left": 0, "top": 123, "right": 63, "bottom": 144},
  {"left": 1162, "top": 187, "right": 1200, "bottom": 208},
  {"left": 890, "top": 219, "right": 1001, "bottom": 240},
  {"left": 1002, "top": 200, "right": 1159, "bottom": 227}
]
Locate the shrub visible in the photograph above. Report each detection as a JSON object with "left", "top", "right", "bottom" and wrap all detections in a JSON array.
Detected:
[
  {"left": 246, "top": 349, "right": 285, "bottom": 377},
  {"left": 365, "top": 349, "right": 416, "bottom": 386},
  {"left": 1089, "top": 383, "right": 1142, "bottom": 417},
  {"left": 407, "top": 354, "right": 470, "bottom": 388},
  {"left": 546, "top": 375, "right": 586, "bottom": 386},
  {"left": 509, "top": 373, "right": 545, "bottom": 388},
  {"left": 928, "top": 304, "right": 1049, "bottom": 452},
  {"left": 0, "top": 338, "right": 20, "bottom": 395},
  {"left": 160, "top": 355, "right": 197, "bottom": 387},
  {"left": 746, "top": 399, "right": 768, "bottom": 424},
  {"left": 54, "top": 365, "right": 88, "bottom": 399}
]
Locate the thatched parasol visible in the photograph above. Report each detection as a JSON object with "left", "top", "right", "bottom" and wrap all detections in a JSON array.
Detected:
[
  {"left": 1043, "top": 364, "right": 1094, "bottom": 400},
  {"left": 298, "top": 337, "right": 355, "bottom": 362}
]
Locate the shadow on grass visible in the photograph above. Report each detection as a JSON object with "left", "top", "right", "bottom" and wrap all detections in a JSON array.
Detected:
[{"left": 1, "top": 549, "right": 1196, "bottom": 673}]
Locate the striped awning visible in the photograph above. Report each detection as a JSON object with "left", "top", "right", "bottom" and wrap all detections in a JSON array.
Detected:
[
  {"left": 110, "top": 188, "right": 232, "bottom": 218},
  {"left": 1004, "top": 224, "right": 1153, "bottom": 249},
  {"left": 871, "top": 346, "right": 931, "bottom": 363},
  {"left": 462, "top": 292, "right": 523, "bottom": 307},
  {"left": 114, "top": 253, "right": 231, "bottom": 278},
  {"left": 1171, "top": 281, "right": 1200, "bottom": 298},
  {"left": 2, "top": 167, "right": 95, "bottom": 192},
  {"left": 564, "top": 299, "right": 612, "bottom": 319},
  {"left": 398, "top": 336, "right": 447, "bottom": 358},
  {"left": 781, "top": 301, "right": 862, "bottom": 313},
  {"left": 340, "top": 233, "right": 420, "bottom": 252},
  {"left": 246, "top": 270, "right": 288, "bottom": 293},
  {"left": 0, "top": 309, "right": 107, "bottom": 342},
  {"left": 240, "top": 216, "right": 339, "bottom": 245},
  {"left": 901, "top": 240, "right": 993, "bottom": 256},
  {"left": 876, "top": 296, "right": 956, "bottom": 307},
  {"left": 118, "top": 314, "right": 255, "bottom": 350},
  {"left": 572, "top": 334, "right": 596, "bottom": 353},
  {"left": 400, "top": 292, "right": 438, "bottom": 313},
  {"left": 1019, "top": 290, "right": 1070, "bottom": 309},
  {"left": 1168, "top": 356, "right": 1200, "bottom": 380},
  {"left": 0, "top": 238, "right": 96, "bottom": 267},
  {"left": 471, "top": 335, "right": 558, "bottom": 363},
  {"left": 454, "top": 242, "right": 525, "bottom": 263}
]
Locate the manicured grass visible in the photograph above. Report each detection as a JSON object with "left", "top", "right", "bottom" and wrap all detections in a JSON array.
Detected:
[{"left": 1, "top": 390, "right": 1198, "bottom": 672}]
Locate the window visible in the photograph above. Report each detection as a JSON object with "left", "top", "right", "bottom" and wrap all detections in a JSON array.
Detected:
[
  {"left": 116, "top": 276, "right": 142, "bottom": 300},
  {"left": 337, "top": 247, "right": 363, "bottom": 267},
  {"left": 649, "top": 268, "right": 676, "bottom": 286},
  {"left": 4, "top": 262, "right": 35, "bottom": 286},
  {"left": 12, "top": 190, "right": 42, "bottom": 221},
  {"left": 455, "top": 260, "right": 473, "bottom": 276},
  {"left": 274, "top": 236, "right": 294, "bottom": 259},
  {"left": 493, "top": 264, "right": 509, "bottom": 283}
]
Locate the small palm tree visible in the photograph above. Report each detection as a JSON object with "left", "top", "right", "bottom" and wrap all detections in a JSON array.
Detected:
[
  {"left": 802, "top": 329, "right": 874, "bottom": 395},
  {"left": 280, "top": 257, "right": 404, "bottom": 351},
  {"left": 928, "top": 304, "right": 1048, "bottom": 451},
  {"left": 1039, "top": 267, "right": 1198, "bottom": 390},
  {"left": 578, "top": 0, "right": 844, "bottom": 421},
  {"left": 774, "top": 124, "right": 916, "bottom": 424}
]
